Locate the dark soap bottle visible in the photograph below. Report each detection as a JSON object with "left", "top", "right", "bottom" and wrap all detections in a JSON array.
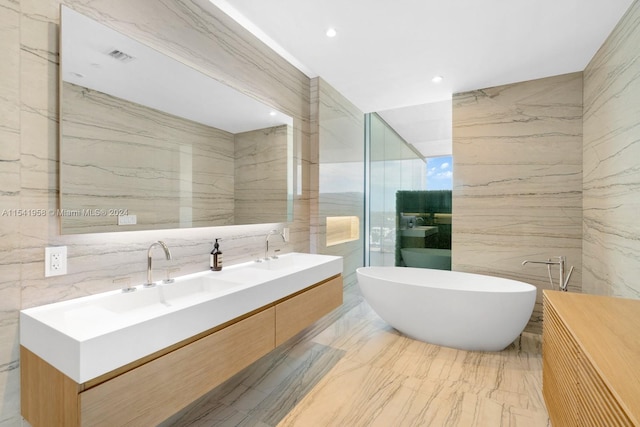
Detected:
[{"left": 210, "top": 238, "right": 222, "bottom": 271}]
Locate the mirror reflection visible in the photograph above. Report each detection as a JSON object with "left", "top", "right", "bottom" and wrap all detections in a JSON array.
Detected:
[{"left": 59, "top": 6, "right": 294, "bottom": 234}]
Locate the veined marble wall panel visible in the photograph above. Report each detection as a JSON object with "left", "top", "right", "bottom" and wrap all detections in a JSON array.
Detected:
[
  {"left": 452, "top": 72, "right": 583, "bottom": 333},
  {"left": 311, "top": 78, "right": 364, "bottom": 286},
  {"left": 309, "top": 78, "right": 320, "bottom": 255},
  {"left": 61, "top": 82, "right": 236, "bottom": 233},
  {"left": 0, "top": 0, "right": 22, "bottom": 423},
  {"left": 290, "top": 114, "right": 311, "bottom": 254},
  {"left": 583, "top": 0, "right": 640, "bottom": 298},
  {"left": 7, "top": 0, "right": 312, "bottom": 424},
  {"left": 234, "top": 125, "right": 291, "bottom": 224}
]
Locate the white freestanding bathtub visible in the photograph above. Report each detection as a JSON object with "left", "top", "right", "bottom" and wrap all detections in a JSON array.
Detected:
[{"left": 356, "top": 266, "right": 536, "bottom": 351}]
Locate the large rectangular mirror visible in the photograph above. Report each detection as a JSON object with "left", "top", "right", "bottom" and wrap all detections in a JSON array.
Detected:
[{"left": 59, "top": 6, "right": 294, "bottom": 234}]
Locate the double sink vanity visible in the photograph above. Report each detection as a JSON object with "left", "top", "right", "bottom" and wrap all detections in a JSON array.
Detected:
[{"left": 20, "top": 252, "right": 343, "bottom": 426}]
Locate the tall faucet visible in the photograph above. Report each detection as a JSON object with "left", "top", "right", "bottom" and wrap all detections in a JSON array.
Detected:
[
  {"left": 522, "top": 256, "right": 574, "bottom": 291},
  {"left": 145, "top": 241, "right": 172, "bottom": 287},
  {"left": 264, "top": 229, "right": 286, "bottom": 260}
]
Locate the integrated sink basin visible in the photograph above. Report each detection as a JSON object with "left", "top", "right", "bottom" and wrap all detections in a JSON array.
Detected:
[{"left": 20, "top": 252, "right": 342, "bottom": 383}]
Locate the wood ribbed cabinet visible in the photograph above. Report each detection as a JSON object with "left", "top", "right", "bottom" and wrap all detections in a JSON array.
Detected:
[
  {"left": 543, "top": 290, "right": 640, "bottom": 426},
  {"left": 21, "top": 275, "right": 342, "bottom": 426}
]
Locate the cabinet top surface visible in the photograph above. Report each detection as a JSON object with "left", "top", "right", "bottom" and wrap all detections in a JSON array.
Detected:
[{"left": 544, "top": 290, "right": 640, "bottom": 423}]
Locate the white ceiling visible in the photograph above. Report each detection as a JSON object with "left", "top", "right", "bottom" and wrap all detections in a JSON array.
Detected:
[
  {"left": 210, "top": 0, "right": 633, "bottom": 157},
  {"left": 377, "top": 100, "right": 452, "bottom": 159}
]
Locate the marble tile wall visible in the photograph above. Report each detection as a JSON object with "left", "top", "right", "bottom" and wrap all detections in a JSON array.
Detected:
[
  {"left": 0, "top": 0, "right": 22, "bottom": 423},
  {"left": 309, "top": 78, "right": 320, "bottom": 255},
  {"left": 1, "top": 1, "right": 312, "bottom": 425},
  {"left": 583, "top": 0, "right": 640, "bottom": 298},
  {"left": 452, "top": 72, "right": 584, "bottom": 333},
  {"left": 235, "top": 125, "right": 292, "bottom": 225},
  {"left": 310, "top": 78, "right": 365, "bottom": 287}
]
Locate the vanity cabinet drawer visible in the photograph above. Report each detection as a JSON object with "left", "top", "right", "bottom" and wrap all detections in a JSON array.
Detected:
[
  {"left": 80, "top": 307, "right": 275, "bottom": 426},
  {"left": 275, "top": 275, "right": 343, "bottom": 346}
]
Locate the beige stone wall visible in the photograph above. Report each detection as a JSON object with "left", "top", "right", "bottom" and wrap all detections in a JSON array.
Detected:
[
  {"left": 0, "top": 0, "right": 22, "bottom": 422},
  {"left": 310, "top": 78, "right": 365, "bottom": 287},
  {"left": 583, "top": 0, "right": 640, "bottom": 298},
  {"left": 234, "top": 125, "right": 292, "bottom": 225},
  {"left": 452, "top": 72, "right": 584, "bottom": 333}
]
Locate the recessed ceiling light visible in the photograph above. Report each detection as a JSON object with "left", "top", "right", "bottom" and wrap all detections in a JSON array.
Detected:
[
  {"left": 432, "top": 75, "right": 444, "bottom": 83},
  {"left": 326, "top": 27, "right": 337, "bottom": 38},
  {"left": 269, "top": 111, "right": 277, "bottom": 116}
]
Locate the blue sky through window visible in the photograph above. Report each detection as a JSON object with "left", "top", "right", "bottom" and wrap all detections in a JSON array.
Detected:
[{"left": 426, "top": 155, "right": 453, "bottom": 190}]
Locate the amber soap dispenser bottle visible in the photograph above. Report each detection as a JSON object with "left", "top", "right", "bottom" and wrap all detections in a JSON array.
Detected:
[{"left": 210, "top": 238, "right": 222, "bottom": 271}]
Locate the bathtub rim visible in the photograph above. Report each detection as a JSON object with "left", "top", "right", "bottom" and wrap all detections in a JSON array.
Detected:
[{"left": 356, "top": 266, "right": 536, "bottom": 294}]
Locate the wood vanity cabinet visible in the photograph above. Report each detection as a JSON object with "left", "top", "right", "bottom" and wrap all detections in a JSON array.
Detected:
[
  {"left": 21, "top": 274, "right": 343, "bottom": 426},
  {"left": 542, "top": 290, "right": 640, "bottom": 426}
]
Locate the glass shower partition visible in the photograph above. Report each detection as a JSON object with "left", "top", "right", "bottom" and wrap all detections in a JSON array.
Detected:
[{"left": 365, "top": 113, "right": 426, "bottom": 267}]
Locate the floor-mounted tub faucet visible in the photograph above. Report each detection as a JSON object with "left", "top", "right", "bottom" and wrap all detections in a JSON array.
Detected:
[
  {"left": 145, "top": 241, "right": 172, "bottom": 287},
  {"left": 522, "top": 256, "right": 574, "bottom": 291}
]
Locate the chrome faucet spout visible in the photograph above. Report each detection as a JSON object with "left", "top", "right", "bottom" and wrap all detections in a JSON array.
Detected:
[
  {"left": 145, "top": 241, "right": 172, "bottom": 287},
  {"left": 264, "top": 229, "right": 286, "bottom": 260}
]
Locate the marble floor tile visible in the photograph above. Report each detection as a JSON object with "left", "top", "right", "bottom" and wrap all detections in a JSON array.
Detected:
[
  {"left": 165, "top": 295, "right": 549, "bottom": 427},
  {"left": 162, "top": 341, "right": 345, "bottom": 427}
]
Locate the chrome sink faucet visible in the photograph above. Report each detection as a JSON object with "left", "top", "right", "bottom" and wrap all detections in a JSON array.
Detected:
[
  {"left": 522, "top": 256, "right": 574, "bottom": 291},
  {"left": 145, "top": 241, "right": 172, "bottom": 287},
  {"left": 264, "top": 229, "right": 286, "bottom": 261}
]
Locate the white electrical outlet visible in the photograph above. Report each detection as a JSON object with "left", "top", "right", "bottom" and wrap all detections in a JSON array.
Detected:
[{"left": 45, "top": 246, "right": 67, "bottom": 277}]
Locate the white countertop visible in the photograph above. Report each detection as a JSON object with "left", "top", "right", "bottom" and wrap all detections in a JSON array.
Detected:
[{"left": 20, "top": 252, "right": 343, "bottom": 383}]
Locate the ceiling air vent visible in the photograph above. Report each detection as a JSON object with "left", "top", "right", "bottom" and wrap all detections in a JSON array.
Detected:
[{"left": 106, "top": 49, "right": 135, "bottom": 63}]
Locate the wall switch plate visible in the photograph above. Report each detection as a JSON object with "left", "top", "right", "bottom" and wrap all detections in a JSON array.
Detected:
[
  {"left": 117, "top": 214, "right": 137, "bottom": 225},
  {"left": 45, "top": 246, "right": 67, "bottom": 277},
  {"left": 283, "top": 227, "right": 290, "bottom": 242}
]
